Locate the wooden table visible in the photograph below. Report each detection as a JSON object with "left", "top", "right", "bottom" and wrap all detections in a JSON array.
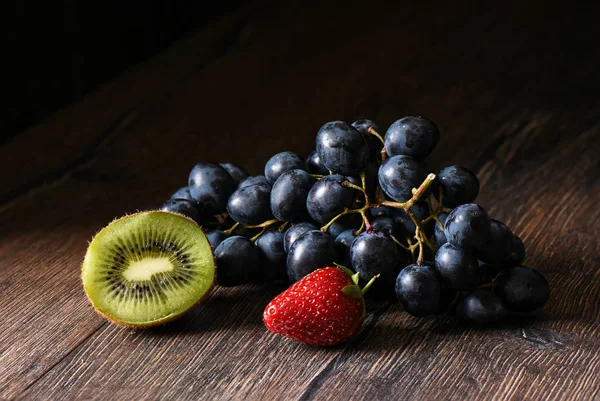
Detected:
[{"left": 2, "top": 2, "right": 599, "bottom": 399}]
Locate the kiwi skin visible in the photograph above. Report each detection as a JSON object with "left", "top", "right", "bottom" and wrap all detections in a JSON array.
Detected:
[{"left": 81, "top": 210, "right": 217, "bottom": 328}]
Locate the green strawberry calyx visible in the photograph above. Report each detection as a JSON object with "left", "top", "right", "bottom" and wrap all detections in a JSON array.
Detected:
[{"left": 334, "top": 263, "right": 379, "bottom": 300}]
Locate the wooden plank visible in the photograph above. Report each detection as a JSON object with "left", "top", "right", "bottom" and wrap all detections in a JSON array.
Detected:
[{"left": 1, "top": 1, "right": 599, "bottom": 400}]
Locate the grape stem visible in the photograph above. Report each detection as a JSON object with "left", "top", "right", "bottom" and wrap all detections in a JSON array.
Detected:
[
  {"left": 320, "top": 173, "right": 438, "bottom": 266},
  {"left": 367, "top": 126, "right": 387, "bottom": 161}
]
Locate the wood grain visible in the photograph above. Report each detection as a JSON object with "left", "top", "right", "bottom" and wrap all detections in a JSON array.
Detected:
[{"left": 1, "top": 1, "right": 600, "bottom": 400}]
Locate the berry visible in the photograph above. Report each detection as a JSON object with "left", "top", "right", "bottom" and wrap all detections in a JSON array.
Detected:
[
  {"left": 378, "top": 155, "right": 427, "bottom": 202},
  {"left": 434, "top": 243, "right": 479, "bottom": 290},
  {"left": 188, "top": 162, "right": 236, "bottom": 215},
  {"left": 239, "top": 175, "right": 269, "bottom": 188},
  {"left": 286, "top": 230, "right": 336, "bottom": 282},
  {"left": 283, "top": 222, "right": 319, "bottom": 252},
  {"left": 495, "top": 266, "right": 550, "bottom": 312},
  {"left": 306, "top": 174, "right": 354, "bottom": 224},
  {"left": 352, "top": 119, "right": 383, "bottom": 160},
  {"left": 170, "top": 186, "right": 194, "bottom": 201},
  {"left": 256, "top": 231, "right": 287, "bottom": 281},
  {"left": 395, "top": 263, "right": 442, "bottom": 317},
  {"left": 263, "top": 266, "right": 374, "bottom": 346},
  {"left": 160, "top": 199, "right": 201, "bottom": 223},
  {"left": 457, "top": 290, "right": 506, "bottom": 323},
  {"left": 316, "top": 121, "right": 369, "bottom": 175},
  {"left": 384, "top": 116, "right": 439, "bottom": 161},
  {"left": 437, "top": 165, "right": 480, "bottom": 208},
  {"left": 206, "top": 229, "right": 228, "bottom": 249},
  {"left": 227, "top": 183, "right": 273, "bottom": 225},
  {"left": 215, "top": 236, "right": 261, "bottom": 287},
  {"left": 433, "top": 212, "right": 448, "bottom": 247},
  {"left": 270, "top": 169, "right": 314, "bottom": 222},
  {"left": 306, "top": 150, "right": 329, "bottom": 175},
  {"left": 444, "top": 203, "right": 491, "bottom": 249},
  {"left": 220, "top": 162, "right": 249, "bottom": 186},
  {"left": 264, "top": 151, "right": 306, "bottom": 185}
]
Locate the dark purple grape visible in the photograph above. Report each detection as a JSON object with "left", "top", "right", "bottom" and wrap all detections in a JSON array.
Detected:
[
  {"left": 444, "top": 203, "right": 491, "bottom": 249},
  {"left": 457, "top": 290, "right": 506, "bottom": 323},
  {"left": 215, "top": 236, "right": 261, "bottom": 287},
  {"left": 286, "top": 230, "right": 336, "bottom": 282},
  {"left": 306, "top": 174, "right": 354, "bottom": 225},
  {"left": 283, "top": 222, "right": 319, "bottom": 252},
  {"left": 384, "top": 116, "right": 439, "bottom": 161},
  {"left": 239, "top": 175, "right": 269, "bottom": 189},
  {"left": 170, "top": 186, "right": 194, "bottom": 201},
  {"left": 306, "top": 150, "right": 329, "bottom": 175},
  {"left": 160, "top": 199, "right": 201, "bottom": 223},
  {"left": 256, "top": 231, "right": 287, "bottom": 281},
  {"left": 395, "top": 262, "right": 442, "bottom": 317},
  {"left": 264, "top": 151, "right": 306, "bottom": 185},
  {"left": 434, "top": 243, "right": 479, "bottom": 290},
  {"left": 326, "top": 214, "right": 361, "bottom": 238},
  {"left": 351, "top": 231, "right": 402, "bottom": 299},
  {"left": 477, "top": 260, "right": 503, "bottom": 285},
  {"left": 220, "top": 163, "right": 249, "bottom": 187},
  {"left": 270, "top": 169, "right": 314, "bottom": 222},
  {"left": 495, "top": 266, "right": 550, "bottom": 312},
  {"left": 227, "top": 184, "right": 273, "bottom": 225},
  {"left": 334, "top": 229, "right": 356, "bottom": 266},
  {"left": 206, "top": 229, "right": 228, "bottom": 249},
  {"left": 507, "top": 235, "right": 526, "bottom": 266},
  {"left": 434, "top": 212, "right": 448, "bottom": 247},
  {"left": 188, "top": 162, "right": 236, "bottom": 215},
  {"left": 316, "top": 121, "right": 369, "bottom": 176},
  {"left": 437, "top": 165, "right": 479, "bottom": 208},
  {"left": 378, "top": 155, "right": 427, "bottom": 202},
  {"left": 352, "top": 119, "right": 383, "bottom": 160},
  {"left": 476, "top": 219, "right": 515, "bottom": 263}
]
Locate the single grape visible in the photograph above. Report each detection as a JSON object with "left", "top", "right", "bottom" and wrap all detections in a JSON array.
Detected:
[
  {"left": 434, "top": 243, "right": 479, "bottom": 290},
  {"left": 444, "top": 203, "right": 491, "bottom": 249},
  {"left": 352, "top": 119, "right": 383, "bottom": 160},
  {"left": 434, "top": 212, "right": 448, "bottom": 247},
  {"left": 476, "top": 219, "right": 514, "bottom": 263},
  {"left": 283, "top": 222, "right": 319, "bottom": 252},
  {"left": 457, "top": 290, "right": 507, "bottom": 323},
  {"left": 437, "top": 165, "right": 480, "bottom": 208},
  {"left": 371, "top": 216, "right": 395, "bottom": 236},
  {"left": 495, "top": 266, "right": 550, "bottom": 312},
  {"left": 384, "top": 116, "right": 440, "bottom": 161},
  {"left": 188, "top": 162, "right": 236, "bottom": 215},
  {"left": 316, "top": 121, "right": 369, "bottom": 175},
  {"left": 306, "top": 174, "right": 355, "bottom": 224},
  {"left": 395, "top": 262, "right": 442, "bottom": 317},
  {"left": 239, "top": 175, "right": 269, "bottom": 189},
  {"left": 351, "top": 231, "right": 402, "bottom": 299},
  {"left": 256, "top": 231, "right": 287, "bottom": 281},
  {"left": 378, "top": 155, "right": 427, "bottom": 202},
  {"left": 206, "top": 229, "right": 228, "bottom": 249},
  {"left": 286, "top": 230, "right": 336, "bottom": 282},
  {"left": 220, "top": 163, "right": 249, "bottom": 186},
  {"left": 334, "top": 229, "right": 356, "bottom": 266},
  {"left": 270, "top": 169, "right": 314, "bottom": 222},
  {"left": 215, "top": 236, "right": 261, "bottom": 286},
  {"left": 160, "top": 199, "right": 201, "bottom": 223},
  {"left": 477, "top": 260, "right": 503, "bottom": 285},
  {"left": 507, "top": 235, "right": 526, "bottom": 266},
  {"left": 227, "top": 183, "right": 273, "bottom": 225},
  {"left": 306, "top": 150, "right": 329, "bottom": 175},
  {"left": 264, "top": 151, "right": 306, "bottom": 185},
  {"left": 170, "top": 186, "right": 194, "bottom": 201},
  {"left": 326, "top": 214, "right": 361, "bottom": 238}
]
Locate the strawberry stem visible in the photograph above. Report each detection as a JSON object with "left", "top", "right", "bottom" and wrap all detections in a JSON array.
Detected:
[{"left": 361, "top": 274, "right": 380, "bottom": 295}]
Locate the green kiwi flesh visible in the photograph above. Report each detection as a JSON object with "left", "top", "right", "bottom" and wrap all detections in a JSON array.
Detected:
[{"left": 82, "top": 211, "right": 215, "bottom": 327}]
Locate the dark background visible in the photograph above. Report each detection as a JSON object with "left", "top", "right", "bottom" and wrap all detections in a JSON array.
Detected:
[{"left": 3, "top": 1, "right": 246, "bottom": 143}]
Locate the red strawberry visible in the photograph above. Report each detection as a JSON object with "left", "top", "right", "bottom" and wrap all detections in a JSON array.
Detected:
[{"left": 263, "top": 265, "right": 378, "bottom": 346}]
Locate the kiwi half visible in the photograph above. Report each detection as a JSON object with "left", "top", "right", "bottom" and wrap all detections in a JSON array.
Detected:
[{"left": 82, "top": 211, "right": 215, "bottom": 327}]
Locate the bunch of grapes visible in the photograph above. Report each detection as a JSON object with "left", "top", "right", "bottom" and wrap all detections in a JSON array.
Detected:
[{"left": 161, "top": 117, "right": 550, "bottom": 323}]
